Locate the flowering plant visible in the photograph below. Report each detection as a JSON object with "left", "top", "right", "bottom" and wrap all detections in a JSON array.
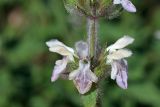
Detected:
[{"left": 46, "top": 0, "right": 136, "bottom": 106}]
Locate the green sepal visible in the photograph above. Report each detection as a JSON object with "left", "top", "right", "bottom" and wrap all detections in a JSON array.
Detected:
[
  {"left": 94, "top": 46, "right": 110, "bottom": 78},
  {"left": 64, "top": 4, "right": 84, "bottom": 16},
  {"left": 99, "top": 0, "right": 112, "bottom": 8},
  {"left": 77, "top": 0, "right": 91, "bottom": 15},
  {"left": 63, "top": 0, "right": 79, "bottom": 15},
  {"left": 97, "top": 0, "right": 112, "bottom": 16},
  {"left": 105, "top": 5, "right": 123, "bottom": 19},
  {"left": 66, "top": 57, "right": 79, "bottom": 72},
  {"left": 63, "top": 0, "right": 89, "bottom": 16}
]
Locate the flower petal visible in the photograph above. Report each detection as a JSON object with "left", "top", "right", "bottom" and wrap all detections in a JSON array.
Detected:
[
  {"left": 115, "top": 59, "right": 128, "bottom": 89},
  {"left": 46, "top": 39, "right": 75, "bottom": 61},
  {"left": 51, "top": 57, "right": 68, "bottom": 82},
  {"left": 111, "top": 61, "right": 118, "bottom": 80},
  {"left": 75, "top": 41, "right": 89, "bottom": 59},
  {"left": 88, "top": 70, "right": 98, "bottom": 83},
  {"left": 73, "top": 76, "right": 92, "bottom": 94},
  {"left": 107, "top": 49, "right": 132, "bottom": 60},
  {"left": 121, "top": 0, "right": 136, "bottom": 12},
  {"left": 69, "top": 70, "right": 80, "bottom": 80},
  {"left": 107, "top": 36, "right": 134, "bottom": 52},
  {"left": 113, "top": 0, "right": 122, "bottom": 4},
  {"left": 70, "top": 61, "right": 98, "bottom": 94},
  {"left": 69, "top": 61, "right": 85, "bottom": 80},
  {"left": 116, "top": 70, "right": 128, "bottom": 89}
]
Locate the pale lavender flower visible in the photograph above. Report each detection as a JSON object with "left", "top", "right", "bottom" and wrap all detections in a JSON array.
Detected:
[
  {"left": 46, "top": 40, "right": 98, "bottom": 94},
  {"left": 69, "top": 61, "right": 98, "bottom": 94},
  {"left": 113, "top": 0, "right": 136, "bottom": 12},
  {"left": 106, "top": 36, "right": 134, "bottom": 89}
]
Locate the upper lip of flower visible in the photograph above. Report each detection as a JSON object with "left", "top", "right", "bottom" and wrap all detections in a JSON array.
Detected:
[
  {"left": 46, "top": 39, "right": 76, "bottom": 61},
  {"left": 107, "top": 36, "right": 134, "bottom": 52},
  {"left": 106, "top": 36, "right": 134, "bottom": 61},
  {"left": 75, "top": 41, "right": 89, "bottom": 60},
  {"left": 46, "top": 39, "right": 90, "bottom": 61}
]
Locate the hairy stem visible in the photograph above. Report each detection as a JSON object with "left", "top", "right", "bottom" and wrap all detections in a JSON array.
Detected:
[
  {"left": 85, "top": 3, "right": 102, "bottom": 107},
  {"left": 87, "top": 17, "right": 98, "bottom": 59}
]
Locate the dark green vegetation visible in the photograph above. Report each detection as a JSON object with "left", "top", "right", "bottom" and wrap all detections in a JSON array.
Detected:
[{"left": 0, "top": 0, "right": 160, "bottom": 107}]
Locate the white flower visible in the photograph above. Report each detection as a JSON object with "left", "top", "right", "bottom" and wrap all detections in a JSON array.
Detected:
[
  {"left": 113, "top": 0, "right": 136, "bottom": 13},
  {"left": 46, "top": 39, "right": 75, "bottom": 81},
  {"left": 69, "top": 61, "right": 98, "bottom": 94},
  {"left": 106, "top": 36, "right": 134, "bottom": 89}
]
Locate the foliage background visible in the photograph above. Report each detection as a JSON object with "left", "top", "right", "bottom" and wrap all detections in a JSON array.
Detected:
[{"left": 0, "top": 0, "right": 160, "bottom": 107}]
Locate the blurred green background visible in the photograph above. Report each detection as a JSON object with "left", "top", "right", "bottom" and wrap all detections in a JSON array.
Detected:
[{"left": 0, "top": 0, "right": 160, "bottom": 107}]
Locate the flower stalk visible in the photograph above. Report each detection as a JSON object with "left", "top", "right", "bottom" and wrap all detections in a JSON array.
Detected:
[
  {"left": 87, "top": 3, "right": 98, "bottom": 60},
  {"left": 83, "top": 3, "right": 102, "bottom": 107},
  {"left": 87, "top": 18, "right": 98, "bottom": 60}
]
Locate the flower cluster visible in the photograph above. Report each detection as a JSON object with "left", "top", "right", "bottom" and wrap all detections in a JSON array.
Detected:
[
  {"left": 46, "top": 36, "right": 134, "bottom": 94},
  {"left": 46, "top": 0, "right": 136, "bottom": 95}
]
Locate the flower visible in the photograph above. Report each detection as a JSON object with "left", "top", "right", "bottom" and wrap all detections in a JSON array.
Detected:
[
  {"left": 46, "top": 39, "right": 75, "bottom": 81},
  {"left": 106, "top": 36, "right": 134, "bottom": 89},
  {"left": 69, "top": 61, "right": 98, "bottom": 94},
  {"left": 46, "top": 40, "right": 98, "bottom": 94},
  {"left": 113, "top": 0, "right": 136, "bottom": 12}
]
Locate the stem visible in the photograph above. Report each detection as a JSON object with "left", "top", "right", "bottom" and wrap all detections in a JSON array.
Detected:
[
  {"left": 87, "top": 17, "right": 98, "bottom": 60},
  {"left": 96, "top": 90, "right": 102, "bottom": 107},
  {"left": 87, "top": 0, "right": 98, "bottom": 60},
  {"left": 85, "top": 3, "right": 102, "bottom": 107}
]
